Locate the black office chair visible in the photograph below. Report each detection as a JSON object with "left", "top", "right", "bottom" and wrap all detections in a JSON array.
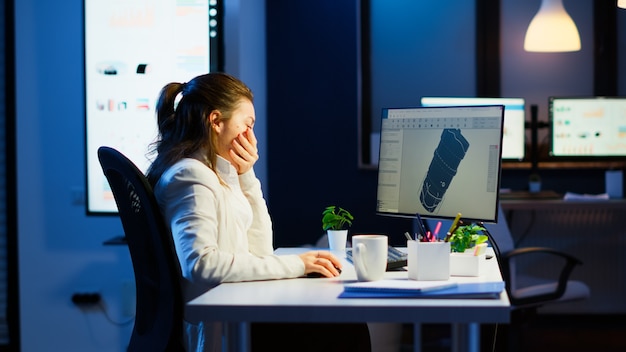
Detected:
[
  {"left": 478, "top": 205, "right": 591, "bottom": 351},
  {"left": 426, "top": 206, "right": 589, "bottom": 350},
  {"left": 98, "top": 146, "right": 185, "bottom": 352},
  {"left": 481, "top": 205, "right": 590, "bottom": 310},
  {"left": 424, "top": 205, "right": 589, "bottom": 310}
]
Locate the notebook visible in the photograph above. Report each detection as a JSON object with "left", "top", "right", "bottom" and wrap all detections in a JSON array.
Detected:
[{"left": 339, "top": 280, "right": 505, "bottom": 299}]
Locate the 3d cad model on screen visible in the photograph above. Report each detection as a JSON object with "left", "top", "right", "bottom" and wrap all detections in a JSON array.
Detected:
[{"left": 419, "top": 128, "right": 470, "bottom": 213}]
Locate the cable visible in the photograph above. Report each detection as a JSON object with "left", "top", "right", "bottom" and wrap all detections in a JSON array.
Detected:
[
  {"left": 490, "top": 323, "right": 498, "bottom": 352},
  {"left": 97, "top": 301, "right": 135, "bottom": 326},
  {"left": 513, "top": 210, "right": 536, "bottom": 247}
]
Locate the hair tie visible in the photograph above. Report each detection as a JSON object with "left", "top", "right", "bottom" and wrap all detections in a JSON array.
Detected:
[{"left": 174, "top": 83, "right": 186, "bottom": 110}]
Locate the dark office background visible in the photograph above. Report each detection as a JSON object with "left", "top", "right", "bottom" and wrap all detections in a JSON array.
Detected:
[
  {"left": 6, "top": 0, "right": 626, "bottom": 351},
  {"left": 265, "top": 0, "right": 622, "bottom": 248}
]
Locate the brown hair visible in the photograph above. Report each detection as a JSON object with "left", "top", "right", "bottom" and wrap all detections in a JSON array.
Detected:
[{"left": 146, "top": 72, "right": 253, "bottom": 186}]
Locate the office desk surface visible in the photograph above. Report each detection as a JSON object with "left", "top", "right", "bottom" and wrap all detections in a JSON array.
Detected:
[{"left": 186, "top": 247, "right": 510, "bottom": 325}]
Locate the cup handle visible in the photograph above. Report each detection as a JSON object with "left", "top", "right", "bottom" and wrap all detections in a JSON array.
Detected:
[{"left": 353, "top": 242, "right": 368, "bottom": 276}]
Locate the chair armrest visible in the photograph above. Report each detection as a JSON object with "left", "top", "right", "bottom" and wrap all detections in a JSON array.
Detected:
[
  {"left": 500, "top": 246, "right": 583, "bottom": 306},
  {"left": 504, "top": 246, "right": 582, "bottom": 264}
]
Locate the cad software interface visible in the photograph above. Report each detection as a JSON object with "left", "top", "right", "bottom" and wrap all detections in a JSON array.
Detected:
[
  {"left": 376, "top": 105, "right": 504, "bottom": 223},
  {"left": 421, "top": 97, "right": 525, "bottom": 161}
]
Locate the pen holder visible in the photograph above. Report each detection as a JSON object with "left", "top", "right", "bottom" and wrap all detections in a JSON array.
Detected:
[
  {"left": 407, "top": 240, "right": 450, "bottom": 281},
  {"left": 450, "top": 253, "right": 486, "bottom": 277}
]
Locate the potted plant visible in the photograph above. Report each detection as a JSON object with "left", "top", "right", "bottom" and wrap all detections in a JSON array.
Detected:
[
  {"left": 448, "top": 223, "right": 488, "bottom": 253},
  {"left": 448, "top": 223, "right": 490, "bottom": 276},
  {"left": 528, "top": 172, "right": 541, "bottom": 193},
  {"left": 322, "top": 206, "right": 354, "bottom": 251}
]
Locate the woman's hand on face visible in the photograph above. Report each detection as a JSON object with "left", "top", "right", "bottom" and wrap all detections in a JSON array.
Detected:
[
  {"left": 230, "top": 127, "right": 259, "bottom": 174},
  {"left": 299, "top": 251, "right": 343, "bottom": 278}
]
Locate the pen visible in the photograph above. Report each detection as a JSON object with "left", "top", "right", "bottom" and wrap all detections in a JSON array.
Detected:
[
  {"left": 415, "top": 212, "right": 427, "bottom": 239},
  {"left": 434, "top": 221, "right": 442, "bottom": 238},
  {"left": 404, "top": 232, "right": 413, "bottom": 241}
]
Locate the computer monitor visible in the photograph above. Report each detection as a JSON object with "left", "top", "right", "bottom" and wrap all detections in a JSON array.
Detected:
[
  {"left": 84, "top": 0, "right": 223, "bottom": 214},
  {"left": 376, "top": 105, "right": 504, "bottom": 223},
  {"left": 420, "top": 97, "right": 525, "bottom": 161},
  {"left": 549, "top": 96, "right": 626, "bottom": 159}
]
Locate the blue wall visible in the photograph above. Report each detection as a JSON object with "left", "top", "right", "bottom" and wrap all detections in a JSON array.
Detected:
[
  {"left": 266, "top": 1, "right": 414, "bottom": 248},
  {"left": 369, "top": 0, "right": 477, "bottom": 131}
]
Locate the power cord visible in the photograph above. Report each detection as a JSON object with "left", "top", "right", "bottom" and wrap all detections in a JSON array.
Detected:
[
  {"left": 97, "top": 301, "right": 135, "bottom": 326},
  {"left": 490, "top": 323, "right": 499, "bottom": 352}
]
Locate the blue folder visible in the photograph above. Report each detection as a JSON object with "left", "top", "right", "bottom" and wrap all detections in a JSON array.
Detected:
[{"left": 338, "top": 281, "right": 505, "bottom": 299}]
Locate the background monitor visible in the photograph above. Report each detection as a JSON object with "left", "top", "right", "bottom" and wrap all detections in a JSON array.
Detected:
[
  {"left": 84, "top": 0, "right": 223, "bottom": 214},
  {"left": 549, "top": 96, "right": 626, "bottom": 159},
  {"left": 376, "top": 105, "right": 504, "bottom": 223},
  {"left": 420, "top": 97, "right": 525, "bottom": 161}
]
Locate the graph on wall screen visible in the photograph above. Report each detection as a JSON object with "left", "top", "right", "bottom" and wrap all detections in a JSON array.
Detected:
[{"left": 84, "top": 0, "right": 219, "bottom": 214}]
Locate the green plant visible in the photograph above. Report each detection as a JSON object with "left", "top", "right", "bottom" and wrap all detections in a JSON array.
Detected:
[
  {"left": 321, "top": 206, "right": 354, "bottom": 231},
  {"left": 448, "top": 223, "right": 488, "bottom": 253}
]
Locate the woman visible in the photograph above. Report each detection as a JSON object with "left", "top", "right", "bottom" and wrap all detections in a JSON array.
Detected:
[{"left": 147, "top": 73, "right": 366, "bottom": 351}]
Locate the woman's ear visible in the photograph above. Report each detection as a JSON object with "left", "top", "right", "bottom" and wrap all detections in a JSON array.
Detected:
[{"left": 209, "top": 110, "right": 222, "bottom": 133}]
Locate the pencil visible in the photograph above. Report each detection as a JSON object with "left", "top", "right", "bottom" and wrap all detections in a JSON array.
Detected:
[
  {"left": 444, "top": 212, "right": 462, "bottom": 242},
  {"left": 448, "top": 212, "right": 462, "bottom": 234}
]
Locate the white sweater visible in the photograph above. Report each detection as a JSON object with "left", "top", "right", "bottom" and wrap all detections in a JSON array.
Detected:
[
  {"left": 155, "top": 157, "right": 305, "bottom": 300},
  {"left": 154, "top": 157, "right": 305, "bottom": 351}
]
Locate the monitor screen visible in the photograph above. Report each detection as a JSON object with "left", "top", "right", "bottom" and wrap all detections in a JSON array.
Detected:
[
  {"left": 549, "top": 97, "right": 626, "bottom": 158},
  {"left": 376, "top": 105, "right": 504, "bottom": 223},
  {"left": 420, "top": 97, "right": 525, "bottom": 161},
  {"left": 84, "top": 0, "right": 222, "bottom": 214}
]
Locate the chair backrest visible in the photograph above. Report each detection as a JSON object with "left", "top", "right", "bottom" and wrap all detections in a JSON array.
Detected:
[
  {"left": 482, "top": 207, "right": 515, "bottom": 255},
  {"left": 98, "top": 146, "right": 184, "bottom": 352},
  {"left": 483, "top": 204, "right": 587, "bottom": 308},
  {"left": 482, "top": 206, "right": 518, "bottom": 290}
]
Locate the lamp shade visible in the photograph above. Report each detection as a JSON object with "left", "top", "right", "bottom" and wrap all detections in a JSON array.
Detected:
[
  {"left": 619, "top": 0, "right": 626, "bottom": 9},
  {"left": 524, "top": 0, "right": 581, "bottom": 52}
]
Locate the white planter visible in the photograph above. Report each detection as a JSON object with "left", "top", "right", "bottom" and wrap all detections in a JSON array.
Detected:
[
  {"left": 327, "top": 229, "right": 348, "bottom": 251},
  {"left": 450, "top": 253, "right": 486, "bottom": 277}
]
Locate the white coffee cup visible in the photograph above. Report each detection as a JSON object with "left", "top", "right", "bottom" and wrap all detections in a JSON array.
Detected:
[
  {"left": 351, "top": 234, "right": 388, "bottom": 282},
  {"left": 327, "top": 230, "right": 348, "bottom": 251}
]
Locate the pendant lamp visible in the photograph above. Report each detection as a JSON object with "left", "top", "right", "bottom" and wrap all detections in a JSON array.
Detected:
[{"left": 524, "top": 0, "right": 581, "bottom": 52}]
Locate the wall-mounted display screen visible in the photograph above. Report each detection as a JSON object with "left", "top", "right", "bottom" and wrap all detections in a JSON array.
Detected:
[
  {"left": 549, "top": 97, "right": 626, "bottom": 159},
  {"left": 84, "top": 0, "right": 222, "bottom": 214},
  {"left": 421, "top": 97, "right": 526, "bottom": 161}
]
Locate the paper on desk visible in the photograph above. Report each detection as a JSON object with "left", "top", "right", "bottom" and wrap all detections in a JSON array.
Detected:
[
  {"left": 343, "top": 279, "right": 456, "bottom": 294},
  {"left": 563, "top": 192, "right": 610, "bottom": 201}
]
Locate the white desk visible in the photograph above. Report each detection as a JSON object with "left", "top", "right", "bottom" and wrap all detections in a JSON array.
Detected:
[{"left": 186, "top": 248, "right": 510, "bottom": 352}]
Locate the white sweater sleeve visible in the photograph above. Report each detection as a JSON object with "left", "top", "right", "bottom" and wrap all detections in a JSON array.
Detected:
[{"left": 239, "top": 169, "right": 274, "bottom": 256}]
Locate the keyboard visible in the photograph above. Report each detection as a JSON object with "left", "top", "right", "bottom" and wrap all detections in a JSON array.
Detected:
[{"left": 346, "top": 246, "right": 408, "bottom": 271}]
